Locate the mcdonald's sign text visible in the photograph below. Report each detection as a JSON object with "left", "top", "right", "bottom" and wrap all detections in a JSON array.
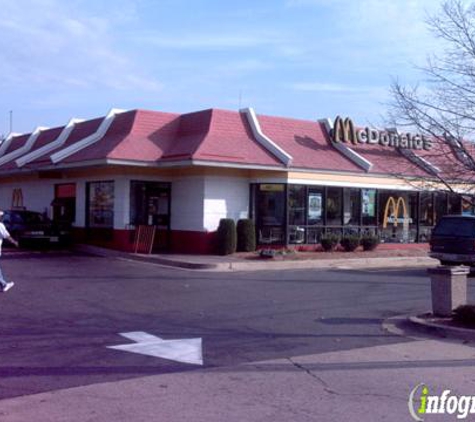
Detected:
[{"left": 331, "top": 116, "right": 432, "bottom": 151}]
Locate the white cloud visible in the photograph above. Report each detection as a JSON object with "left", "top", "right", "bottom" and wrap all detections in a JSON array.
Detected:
[
  {"left": 0, "top": 0, "right": 161, "bottom": 93},
  {"left": 291, "top": 82, "right": 387, "bottom": 97},
  {"left": 135, "top": 31, "right": 283, "bottom": 50},
  {"left": 291, "top": 82, "right": 365, "bottom": 93},
  {"left": 285, "top": 0, "right": 439, "bottom": 66}
]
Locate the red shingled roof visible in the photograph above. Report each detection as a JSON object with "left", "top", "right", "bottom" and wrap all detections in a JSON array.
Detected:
[
  {"left": 0, "top": 126, "right": 65, "bottom": 172},
  {"left": 2, "top": 134, "right": 30, "bottom": 156},
  {"left": 257, "top": 114, "right": 364, "bottom": 173},
  {"left": 21, "top": 117, "right": 104, "bottom": 170},
  {"left": 0, "top": 107, "right": 463, "bottom": 179},
  {"left": 350, "top": 138, "right": 433, "bottom": 178},
  {"left": 109, "top": 110, "right": 180, "bottom": 162},
  {"left": 192, "top": 109, "right": 283, "bottom": 166}
]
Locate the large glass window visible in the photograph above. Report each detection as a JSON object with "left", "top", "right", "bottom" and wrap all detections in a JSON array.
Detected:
[
  {"left": 53, "top": 183, "right": 76, "bottom": 224},
  {"left": 419, "top": 192, "right": 434, "bottom": 226},
  {"left": 130, "top": 181, "right": 171, "bottom": 227},
  {"left": 257, "top": 184, "right": 285, "bottom": 225},
  {"left": 379, "top": 190, "right": 417, "bottom": 243},
  {"left": 326, "top": 187, "right": 342, "bottom": 225},
  {"left": 434, "top": 192, "right": 448, "bottom": 224},
  {"left": 252, "top": 183, "right": 446, "bottom": 246},
  {"left": 306, "top": 187, "right": 324, "bottom": 244},
  {"left": 343, "top": 188, "right": 360, "bottom": 225},
  {"left": 288, "top": 185, "right": 306, "bottom": 226},
  {"left": 408, "top": 192, "right": 418, "bottom": 242},
  {"left": 448, "top": 194, "right": 462, "bottom": 215},
  {"left": 256, "top": 184, "right": 285, "bottom": 244},
  {"left": 288, "top": 185, "right": 306, "bottom": 244},
  {"left": 308, "top": 188, "right": 323, "bottom": 226},
  {"left": 87, "top": 181, "right": 114, "bottom": 228}
]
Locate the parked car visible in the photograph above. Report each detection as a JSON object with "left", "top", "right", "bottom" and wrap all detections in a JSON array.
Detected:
[
  {"left": 429, "top": 215, "right": 475, "bottom": 266},
  {"left": 2, "top": 209, "right": 71, "bottom": 248}
]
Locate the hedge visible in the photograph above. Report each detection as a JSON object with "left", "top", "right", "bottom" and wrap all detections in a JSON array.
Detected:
[
  {"left": 237, "top": 219, "right": 256, "bottom": 252},
  {"left": 216, "top": 218, "right": 237, "bottom": 255}
]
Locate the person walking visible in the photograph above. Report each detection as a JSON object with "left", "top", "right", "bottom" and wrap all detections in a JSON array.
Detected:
[{"left": 0, "top": 211, "right": 19, "bottom": 292}]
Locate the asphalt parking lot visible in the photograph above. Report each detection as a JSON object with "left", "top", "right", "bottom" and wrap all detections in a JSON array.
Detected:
[{"left": 0, "top": 249, "right": 468, "bottom": 402}]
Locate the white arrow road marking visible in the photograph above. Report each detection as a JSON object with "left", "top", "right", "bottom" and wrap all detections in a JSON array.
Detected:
[{"left": 107, "top": 331, "right": 203, "bottom": 365}]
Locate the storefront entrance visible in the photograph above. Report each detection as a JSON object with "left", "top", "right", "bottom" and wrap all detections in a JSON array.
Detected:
[
  {"left": 52, "top": 183, "right": 76, "bottom": 226},
  {"left": 130, "top": 181, "right": 171, "bottom": 252}
]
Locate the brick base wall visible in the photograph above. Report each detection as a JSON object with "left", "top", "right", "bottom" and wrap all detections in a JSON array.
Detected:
[{"left": 72, "top": 227, "right": 217, "bottom": 254}]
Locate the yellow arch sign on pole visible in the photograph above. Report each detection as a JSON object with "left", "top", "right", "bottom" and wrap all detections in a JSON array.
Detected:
[{"left": 383, "top": 196, "right": 408, "bottom": 228}]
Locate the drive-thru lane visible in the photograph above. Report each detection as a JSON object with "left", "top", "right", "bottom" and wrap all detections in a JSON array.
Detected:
[{"left": 0, "top": 251, "right": 463, "bottom": 400}]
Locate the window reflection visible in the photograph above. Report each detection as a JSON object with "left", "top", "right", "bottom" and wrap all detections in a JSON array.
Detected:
[
  {"left": 252, "top": 183, "right": 459, "bottom": 246},
  {"left": 326, "top": 188, "right": 342, "bottom": 225},
  {"left": 343, "top": 188, "right": 360, "bottom": 225},
  {"left": 256, "top": 184, "right": 285, "bottom": 244}
]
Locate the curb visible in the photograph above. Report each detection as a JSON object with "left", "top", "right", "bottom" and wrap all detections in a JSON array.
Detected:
[
  {"left": 226, "top": 256, "right": 436, "bottom": 271},
  {"left": 72, "top": 244, "right": 437, "bottom": 272},
  {"left": 118, "top": 255, "right": 436, "bottom": 272},
  {"left": 121, "top": 254, "right": 219, "bottom": 270},
  {"left": 407, "top": 314, "right": 475, "bottom": 342},
  {"left": 72, "top": 245, "right": 219, "bottom": 270}
]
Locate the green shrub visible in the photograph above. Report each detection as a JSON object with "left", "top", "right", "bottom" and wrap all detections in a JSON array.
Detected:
[
  {"left": 453, "top": 304, "right": 475, "bottom": 327},
  {"left": 237, "top": 219, "right": 256, "bottom": 252},
  {"left": 216, "top": 218, "right": 237, "bottom": 255},
  {"left": 340, "top": 235, "right": 360, "bottom": 252},
  {"left": 361, "top": 234, "right": 380, "bottom": 251},
  {"left": 320, "top": 233, "right": 340, "bottom": 252}
]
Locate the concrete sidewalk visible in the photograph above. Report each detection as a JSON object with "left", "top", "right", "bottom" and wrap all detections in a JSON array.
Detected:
[
  {"left": 74, "top": 244, "right": 438, "bottom": 271},
  {"left": 1, "top": 336, "right": 474, "bottom": 422}
]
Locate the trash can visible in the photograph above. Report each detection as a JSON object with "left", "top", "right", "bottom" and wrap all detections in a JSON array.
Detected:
[{"left": 427, "top": 266, "right": 469, "bottom": 317}]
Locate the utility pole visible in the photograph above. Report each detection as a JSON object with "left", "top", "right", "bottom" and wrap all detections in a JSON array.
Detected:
[{"left": 9, "top": 110, "right": 12, "bottom": 133}]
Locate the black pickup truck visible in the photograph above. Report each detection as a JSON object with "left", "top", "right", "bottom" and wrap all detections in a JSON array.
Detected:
[
  {"left": 2, "top": 209, "right": 71, "bottom": 247},
  {"left": 429, "top": 215, "right": 475, "bottom": 266}
]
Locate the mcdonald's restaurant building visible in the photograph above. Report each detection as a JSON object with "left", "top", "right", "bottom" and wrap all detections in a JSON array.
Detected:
[{"left": 0, "top": 107, "right": 470, "bottom": 254}]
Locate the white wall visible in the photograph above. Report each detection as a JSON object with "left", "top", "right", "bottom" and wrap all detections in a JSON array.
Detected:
[
  {"left": 75, "top": 181, "right": 86, "bottom": 227},
  {"left": 113, "top": 177, "right": 130, "bottom": 229},
  {"left": 0, "top": 177, "right": 127, "bottom": 229},
  {"left": 0, "top": 181, "right": 54, "bottom": 216},
  {"left": 171, "top": 176, "right": 205, "bottom": 231},
  {"left": 0, "top": 172, "right": 251, "bottom": 233},
  {"left": 203, "top": 175, "right": 249, "bottom": 231}
]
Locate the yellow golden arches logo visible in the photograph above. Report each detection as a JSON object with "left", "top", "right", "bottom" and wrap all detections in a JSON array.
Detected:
[
  {"left": 332, "top": 116, "right": 357, "bottom": 145},
  {"left": 383, "top": 196, "right": 408, "bottom": 228},
  {"left": 11, "top": 188, "right": 23, "bottom": 209}
]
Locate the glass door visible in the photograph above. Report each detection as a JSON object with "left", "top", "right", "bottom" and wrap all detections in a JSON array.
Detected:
[{"left": 130, "top": 181, "right": 171, "bottom": 251}]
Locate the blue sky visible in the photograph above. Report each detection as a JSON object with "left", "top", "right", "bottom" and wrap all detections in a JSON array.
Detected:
[{"left": 0, "top": 0, "right": 442, "bottom": 136}]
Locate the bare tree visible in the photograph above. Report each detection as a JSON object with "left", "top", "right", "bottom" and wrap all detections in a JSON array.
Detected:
[{"left": 389, "top": 0, "right": 475, "bottom": 198}]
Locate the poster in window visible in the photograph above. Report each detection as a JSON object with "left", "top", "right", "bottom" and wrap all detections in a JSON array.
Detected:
[
  {"left": 308, "top": 192, "right": 322, "bottom": 220},
  {"left": 89, "top": 181, "right": 114, "bottom": 228},
  {"left": 362, "top": 189, "right": 375, "bottom": 217}
]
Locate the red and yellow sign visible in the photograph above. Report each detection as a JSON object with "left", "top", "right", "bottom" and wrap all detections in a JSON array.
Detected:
[{"left": 383, "top": 196, "right": 408, "bottom": 228}]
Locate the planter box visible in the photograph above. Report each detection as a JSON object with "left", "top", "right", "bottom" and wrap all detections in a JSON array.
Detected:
[{"left": 427, "top": 266, "right": 469, "bottom": 317}]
